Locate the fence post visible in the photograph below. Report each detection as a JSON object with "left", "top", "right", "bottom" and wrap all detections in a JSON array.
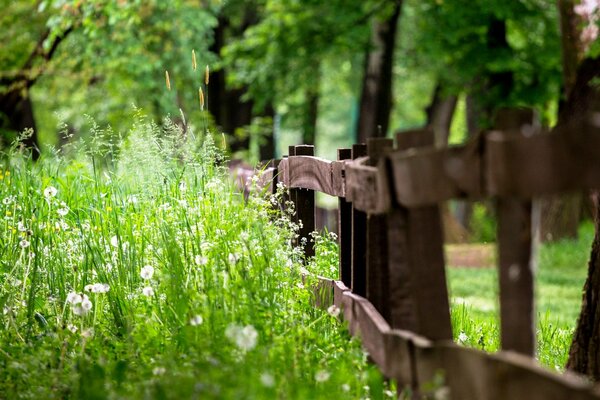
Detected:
[
  {"left": 338, "top": 148, "right": 353, "bottom": 287},
  {"left": 351, "top": 143, "right": 368, "bottom": 296},
  {"left": 294, "top": 145, "right": 316, "bottom": 260},
  {"left": 494, "top": 108, "right": 538, "bottom": 356},
  {"left": 366, "top": 138, "right": 393, "bottom": 320},
  {"left": 387, "top": 129, "right": 452, "bottom": 340}
]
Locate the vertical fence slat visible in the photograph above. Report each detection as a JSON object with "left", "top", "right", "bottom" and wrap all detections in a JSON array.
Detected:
[
  {"left": 494, "top": 108, "right": 537, "bottom": 356},
  {"left": 338, "top": 148, "right": 353, "bottom": 287},
  {"left": 351, "top": 143, "right": 368, "bottom": 296},
  {"left": 294, "top": 145, "right": 316, "bottom": 260},
  {"left": 366, "top": 138, "right": 393, "bottom": 320},
  {"left": 387, "top": 129, "right": 452, "bottom": 340},
  {"left": 497, "top": 197, "right": 535, "bottom": 355}
]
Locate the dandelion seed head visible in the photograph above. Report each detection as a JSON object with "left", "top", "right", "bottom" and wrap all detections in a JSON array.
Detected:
[
  {"left": 19, "top": 239, "right": 30, "bottom": 248},
  {"left": 260, "top": 372, "right": 275, "bottom": 388},
  {"left": 142, "top": 286, "right": 154, "bottom": 297},
  {"left": 315, "top": 370, "right": 330, "bottom": 383},
  {"left": 140, "top": 265, "right": 154, "bottom": 280},
  {"left": 190, "top": 315, "right": 203, "bottom": 326},
  {"left": 327, "top": 305, "right": 341, "bottom": 318},
  {"left": 44, "top": 186, "right": 58, "bottom": 198}
]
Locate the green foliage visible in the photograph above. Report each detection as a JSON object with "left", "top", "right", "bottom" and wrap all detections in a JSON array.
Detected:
[
  {"left": 406, "top": 0, "right": 562, "bottom": 123},
  {"left": 468, "top": 202, "right": 497, "bottom": 243},
  {"left": 0, "top": 114, "right": 387, "bottom": 398}
]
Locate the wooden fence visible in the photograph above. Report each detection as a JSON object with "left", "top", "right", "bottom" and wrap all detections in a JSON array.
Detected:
[{"left": 244, "top": 108, "right": 600, "bottom": 399}]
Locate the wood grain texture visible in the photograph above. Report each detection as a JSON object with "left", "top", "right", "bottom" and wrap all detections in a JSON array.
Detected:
[
  {"left": 353, "top": 294, "right": 391, "bottom": 370},
  {"left": 365, "top": 138, "right": 393, "bottom": 320},
  {"left": 351, "top": 144, "right": 368, "bottom": 297},
  {"left": 345, "top": 156, "right": 392, "bottom": 213},
  {"left": 497, "top": 198, "right": 535, "bottom": 355},
  {"left": 338, "top": 148, "right": 353, "bottom": 287},
  {"left": 389, "top": 139, "right": 483, "bottom": 207},
  {"left": 287, "top": 155, "right": 345, "bottom": 197}
]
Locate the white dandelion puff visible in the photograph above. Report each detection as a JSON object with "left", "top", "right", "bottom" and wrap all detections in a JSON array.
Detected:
[
  {"left": 142, "top": 286, "right": 154, "bottom": 297},
  {"left": 140, "top": 265, "right": 154, "bottom": 280},
  {"left": 190, "top": 315, "right": 203, "bottom": 326},
  {"left": 44, "top": 186, "right": 58, "bottom": 198},
  {"left": 315, "top": 370, "right": 331, "bottom": 383}
]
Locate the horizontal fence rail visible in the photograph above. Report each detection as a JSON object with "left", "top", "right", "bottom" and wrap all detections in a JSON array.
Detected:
[{"left": 236, "top": 109, "right": 600, "bottom": 399}]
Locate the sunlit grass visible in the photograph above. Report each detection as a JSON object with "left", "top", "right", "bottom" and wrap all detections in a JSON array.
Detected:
[
  {"left": 0, "top": 116, "right": 387, "bottom": 399},
  {"left": 448, "top": 222, "right": 593, "bottom": 370}
]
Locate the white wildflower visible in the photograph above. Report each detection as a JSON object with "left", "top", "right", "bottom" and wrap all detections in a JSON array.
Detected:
[
  {"left": 66, "top": 292, "right": 82, "bottom": 305},
  {"left": 110, "top": 235, "right": 119, "bottom": 248},
  {"left": 19, "top": 239, "right": 30, "bottom": 248},
  {"left": 458, "top": 332, "right": 468, "bottom": 343},
  {"left": 67, "top": 324, "right": 78, "bottom": 333},
  {"left": 226, "top": 324, "right": 258, "bottom": 351},
  {"left": 142, "top": 286, "right": 154, "bottom": 297},
  {"left": 341, "top": 383, "right": 351, "bottom": 392},
  {"left": 195, "top": 255, "right": 208, "bottom": 266},
  {"left": 327, "top": 305, "right": 341, "bottom": 318},
  {"left": 315, "top": 370, "right": 330, "bottom": 383},
  {"left": 228, "top": 253, "right": 238, "bottom": 264},
  {"left": 190, "top": 315, "right": 203, "bottom": 326},
  {"left": 153, "top": 367, "right": 166, "bottom": 375},
  {"left": 44, "top": 186, "right": 58, "bottom": 198},
  {"left": 140, "top": 265, "right": 154, "bottom": 280},
  {"left": 85, "top": 283, "right": 110, "bottom": 293},
  {"left": 260, "top": 372, "right": 275, "bottom": 388},
  {"left": 57, "top": 207, "right": 69, "bottom": 216}
]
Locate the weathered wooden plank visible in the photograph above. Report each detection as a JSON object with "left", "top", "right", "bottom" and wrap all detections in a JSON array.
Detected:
[
  {"left": 341, "top": 291, "right": 359, "bottom": 336},
  {"left": 351, "top": 144, "right": 368, "bottom": 296},
  {"left": 389, "top": 139, "right": 483, "bottom": 207},
  {"left": 386, "top": 133, "right": 452, "bottom": 341},
  {"left": 497, "top": 198, "right": 535, "bottom": 355},
  {"left": 345, "top": 156, "right": 392, "bottom": 213},
  {"left": 395, "top": 128, "right": 435, "bottom": 150},
  {"left": 352, "top": 294, "right": 391, "bottom": 370},
  {"left": 295, "top": 145, "right": 316, "bottom": 260},
  {"left": 406, "top": 207, "right": 452, "bottom": 340},
  {"left": 333, "top": 280, "right": 350, "bottom": 309},
  {"left": 488, "top": 351, "right": 598, "bottom": 400},
  {"left": 338, "top": 148, "right": 353, "bottom": 287},
  {"left": 441, "top": 344, "right": 492, "bottom": 400},
  {"left": 366, "top": 138, "right": 393, "bottom": 320},
  {"left": 287, "top": 156, "right": 345, "bottom": 197},
  {"left": 384, "top": 329, "right": 421, "bottom": 387}
]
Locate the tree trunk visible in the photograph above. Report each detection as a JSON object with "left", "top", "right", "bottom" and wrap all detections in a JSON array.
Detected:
[
  {"left": 208, "top": 10, "right": 259, "bottom": 154},
  {"left": 258, "top": 103, "right": 275, "bottom": 162},
  {"left": 565, "top": 55, "right": 600, "bottom": 377},
  {"left": 425, "top": 83, "right": 458, "bottom": 146},
  {"left": 567, "top": 193, "right": 600, "bottom": 379},
  {"left": 302, "top": 65, "right": 320, "bottom": 145},
  {"left": 0, "top": 88, "right": 39, "bottom": 158},
  {"left": 356, "top": 1, "right": 402, "bottom": 143},
  {"left": 537, "top": 0, "right": 585, "bottom": 243}
]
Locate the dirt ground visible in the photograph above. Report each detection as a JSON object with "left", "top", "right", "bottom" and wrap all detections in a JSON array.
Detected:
[{"left": 445, "top": 243, "right": 496, "bottom": 268}]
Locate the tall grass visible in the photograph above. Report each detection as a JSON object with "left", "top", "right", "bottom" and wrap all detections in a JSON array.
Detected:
[{"left": 0, "top": 116, "right": 388, "bottom": 399}]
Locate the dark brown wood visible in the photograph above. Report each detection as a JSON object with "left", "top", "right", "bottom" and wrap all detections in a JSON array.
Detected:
[
  {"left": 395, "top": 128, "right": 435, "bottom": 151},
  {"left": 353, "top": 294, "right": 391, "bottom": 370},
  {"left": 366, "top": 138, "right": 393, "bottom": 320},
  {"left": 386, "top": 131, "right": 452, "bottom": 341},
  {"left": 338, "top": 148, "right": 353, "bottom": 287},
  {"left": 345, "top": 156, "right": 392, "bottom": 213},
  {"left": 389, "top": 139, "right": 482, "bottom": 206},
  {"left": 294, "top": 145, "right": 316, "bottom": 260},
  {"left": 497, "top": 198, "right": 535, "bottom": 356},
  {"left": 488, "top": 351, "right": 596, "bottom": 400},
  {"left": 287, "top": 146, "right": 298, "bottom": 230},
  {"left": 351, "top": 144, "right": 368, "bottom": 296},
  {"left": 286, "top": 156, "right": 345, "bottom": 196}
]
